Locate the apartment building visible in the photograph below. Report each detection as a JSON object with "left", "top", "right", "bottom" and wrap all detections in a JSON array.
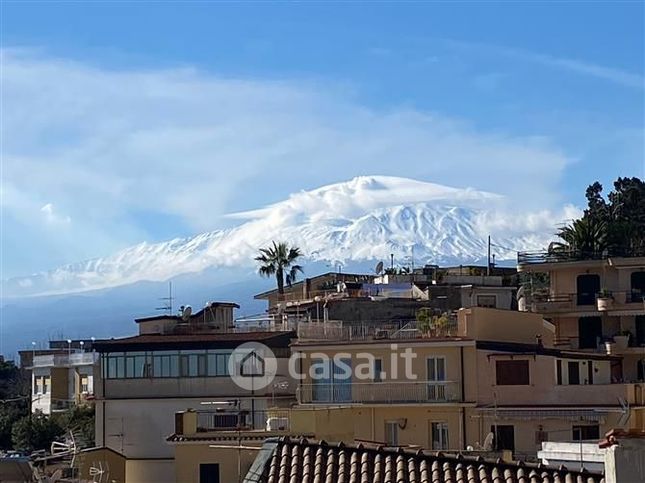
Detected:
[
  {"left": 92, "top": 302, "right": 296, "bottom": 483},
  {"left": 517, "top": 250, "right": 645, "bottom": 382},
  {"left": 288, "top": 307, "right": 643, "bottom": 456},
  {"left": 254, "top": 265, "right": 517, "bottom": 326},
  {"left": 30, "top": 348, "right": 98, "bottom": 415}
]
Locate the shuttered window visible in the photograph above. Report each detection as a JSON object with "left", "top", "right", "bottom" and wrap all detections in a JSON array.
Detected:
[{"left": 496, "top": 360, "right": 529, "bottom": 385}]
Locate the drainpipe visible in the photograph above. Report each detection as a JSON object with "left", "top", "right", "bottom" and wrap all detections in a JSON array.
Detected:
[{"left": 460, "top": 346, "right": 466, "bottom": 449}]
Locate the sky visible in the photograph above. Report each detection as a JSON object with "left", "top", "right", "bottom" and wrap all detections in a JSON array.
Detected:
[{"left": 1, "top": 1, "right": 644, "bottom": 279}]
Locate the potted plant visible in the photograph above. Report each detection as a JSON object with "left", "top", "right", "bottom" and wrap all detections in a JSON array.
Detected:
[
  {"left": 613, "top": 331, "right": 631, "bottom": 350},
  {"left": 596, "top": 289, "right": 613, "bottom": 311}
]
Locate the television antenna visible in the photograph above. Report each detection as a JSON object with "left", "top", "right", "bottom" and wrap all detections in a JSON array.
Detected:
[
  {"left": 375, "top": 261, "right": 384, "bottom": 275},
  {"left": 155, "top": 281, "right": 174, "bottom": 315}
]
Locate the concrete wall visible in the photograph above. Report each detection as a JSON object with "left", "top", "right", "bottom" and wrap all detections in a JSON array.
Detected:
[
  {"left": 458, "top": 307, "right": 555, "bottom": 346},
  {"left": 174, "top": 443, "right": 260, "bottom": 483}
]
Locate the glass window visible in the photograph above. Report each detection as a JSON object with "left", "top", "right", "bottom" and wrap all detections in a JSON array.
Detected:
[
  {"left": 573, "top": 425, "right": 599, "bottom": 441},
  {"left": 81, "top": 376, "right": 89, "bottom": 393},
  {"left": 431, "top": 422, "right": 449, "bottom": 450},
  {"left": 427, "top": 358, "right": 446, "bottom": 381},
  {"left": 125, "top": 357, "right": 135, "bottom": 378},
  {"left": 568, "top": 361, "right": 580, "bottom": 385},
  {"left": 216, "top": 353, "right": 229, "bottom": 376},
  {"left": 496, "top": 360, "right": 530, "bottom": 385},
  {"left": 43, "top": 376, "right": 50, "bottom": 394},
  {"left": 374, "top": 359, "right": 383, "bottom": 382},
  {"left": 385, "top": 421, "right": 399, "bottom": 446}
]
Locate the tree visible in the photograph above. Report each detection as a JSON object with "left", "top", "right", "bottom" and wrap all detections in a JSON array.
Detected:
[
  {"left": 56, "top": 405, "right": 95, "bottom": 449},
  {"left": 11, "top": 412, "right": 63, "bottom": 453},
  {"left": 552, "top": 177, "right": 645, "bottom": 258},
  {"left": 255, "top": 241, "right": 304, "bottom": 295}
]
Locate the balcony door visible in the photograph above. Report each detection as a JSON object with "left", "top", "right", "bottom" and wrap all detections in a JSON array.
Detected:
[
  {"left": 631, "top": 272, "right": 645, "bottom": 301},
  {"left": 311, "top": 358, "right": 352, "bottom": 403},
  {"left": 578, "top": 317, "right": 602, "bottom": 349},
  {"left": 577, "top": 274, "right": 600, "bottom": 306},
  {"left": 636, "top": 316, "right": 645, "bottom": 347},
  {"left": 427, "top": 357, "right": 446, "bottom": 401}
]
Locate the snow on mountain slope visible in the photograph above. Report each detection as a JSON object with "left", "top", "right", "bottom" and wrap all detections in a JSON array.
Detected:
[{"left": 3, "top": 176, "right": 578, "bottom": 297}]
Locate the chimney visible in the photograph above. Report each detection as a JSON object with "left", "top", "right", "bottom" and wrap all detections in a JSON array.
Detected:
[{"left": 175, "top": 409, "right": 197, "bottom": 436}]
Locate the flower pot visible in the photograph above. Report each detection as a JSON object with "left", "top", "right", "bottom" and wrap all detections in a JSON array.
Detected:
[
  {"left": 614, "top": 335, "right": 629, "bottom": 351},
  {"left": 605, "top": 342, "right": 616, "bottom": 354},
  {"left": 597, "top": 297, "right": 613, "bottom": 311}
]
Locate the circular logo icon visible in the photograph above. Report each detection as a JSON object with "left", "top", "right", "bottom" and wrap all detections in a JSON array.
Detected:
[{"left": 228, "top": 342, "right": 277, "bottom": 391}]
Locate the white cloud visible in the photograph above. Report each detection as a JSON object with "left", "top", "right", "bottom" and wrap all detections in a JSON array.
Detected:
[
  {"left": 1, "top": 48, "right": 573, "bottom": 277},
  {"left": 444, "top": 39, "right": 644, "bottom": 90},
  {"left": 40, "top": 203, "right": 71, "bottom": 225}
]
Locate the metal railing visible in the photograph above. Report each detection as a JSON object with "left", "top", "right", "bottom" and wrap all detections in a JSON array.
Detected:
[
  {"left": 31, "top": 352, "right": 98, "bottom": 368},
  {"left": 518, "top": 248, "right": 645, "bottom": 265},
  {"left": 196, "top": 409, "right": 291, "bottom": 432},
  {"left": 527, "top": 290, "right": 645, "bottom": 313},
  {"left": 297, "top": 381, "right": 460, "bottom": 404},
  {"left": 296, "top": 319, "right": 460, "bottom": 342}
]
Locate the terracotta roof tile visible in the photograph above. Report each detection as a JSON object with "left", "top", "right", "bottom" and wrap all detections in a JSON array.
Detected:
[{"left": 243, "top": 438, "right": 605, "bottom": 483}]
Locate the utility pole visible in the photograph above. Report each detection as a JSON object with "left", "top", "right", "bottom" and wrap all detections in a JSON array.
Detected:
[{"left": 487, "top": 236, "right": 491, "bottom": 276}]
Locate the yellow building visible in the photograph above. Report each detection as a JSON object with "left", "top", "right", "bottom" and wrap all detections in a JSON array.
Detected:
[
  {"left": 517, "top": 252, "right": 645, "bottom": 382},
  {"left": 170, "top": 307, "right": 645, "bottom": 482}
]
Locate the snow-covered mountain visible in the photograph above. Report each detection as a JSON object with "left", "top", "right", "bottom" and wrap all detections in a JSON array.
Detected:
[{"left": 3, "top": 176, "right": 578, "bottom": 298}]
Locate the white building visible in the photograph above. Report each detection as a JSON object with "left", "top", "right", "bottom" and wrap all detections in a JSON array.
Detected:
[{"left": 31, "top": 351, "right": 99, "bottom": 414}]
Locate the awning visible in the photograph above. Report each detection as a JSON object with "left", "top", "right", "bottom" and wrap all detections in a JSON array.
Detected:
[{"left": 475, "top": 408, "right": 613, "bottom": 422}]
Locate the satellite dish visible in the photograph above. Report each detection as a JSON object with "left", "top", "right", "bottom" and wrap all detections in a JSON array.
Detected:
[
  {"left": 483, "top": 432, "right": 495, "bottom": 451},
  {"left": 375, "top": 261, "right": 384, "bottom": 275},
  {"left": 182, "top": 305, "right": 192, "bottom": 320}
]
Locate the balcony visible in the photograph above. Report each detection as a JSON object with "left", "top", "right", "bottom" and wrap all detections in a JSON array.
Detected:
[
  {"left": 518, "top": 248, "right": 645, "bottom": 267},
  {"left": 297, "top": 381, "right": 461, "bottom": 404},
  {"left": 527, "top": 290, "right": 645, "bottom": 315},
  {"left": 31, "top": 352, "right": 98, "bottom": 368},
  {"left": 195, "top": 409, "right": 291, "bottom": 432},
  {"left": 296, "top": 319, "right": 460, "bottom": 342}
]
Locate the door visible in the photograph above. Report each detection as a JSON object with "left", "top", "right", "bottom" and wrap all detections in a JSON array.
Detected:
[
  {"left": 577, "top": 274, "right": 600, "bottom": 305},
  {"left": 578, "top": 317, "right": 602, "bottom": 349},
  {"left": 631, "top": 272, "right": 645, "bottom": 301},
  {"left": 636, "top": 316, "right": 645, "bottom": 346},
  {"left": 199, "top": 463, "right": 220, "bottom": 483},
  {"left": 491, "top": 425, "right": 515, "bottom": 451},
  {"left": 568, "top": 361, "right": 580, "bottom": 385},
  {"left": 427, "top": 357, "right": 446, "bottom": 400}
]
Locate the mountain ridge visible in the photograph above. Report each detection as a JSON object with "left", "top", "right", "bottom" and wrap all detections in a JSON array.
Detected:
[{"left": 2, "top": 176, "right": 577, "bottom": 298}]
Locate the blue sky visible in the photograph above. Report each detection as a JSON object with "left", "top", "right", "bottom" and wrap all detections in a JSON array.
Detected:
[{"left": 1, "top": 2, "right": 643, "bottom": 278}]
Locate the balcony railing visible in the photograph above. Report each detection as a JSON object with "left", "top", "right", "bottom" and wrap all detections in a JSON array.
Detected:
[
  {"left": 297, "top": 381, "right": 460, "bottom": 404},
  {"left": 518, "top": 248, "right": 645, "bottom": 266},
  {"left": 31, "top": 352, "right": 98, "bottom": 368},
  {"left": 296, "top": 319, "right": 460, "bottom": 342},
  {"left": 196, "top": 409, "right": 290, "bottom": 432},
  {"left": 527, "top": 290, "right": 645, "bottom": 314}
]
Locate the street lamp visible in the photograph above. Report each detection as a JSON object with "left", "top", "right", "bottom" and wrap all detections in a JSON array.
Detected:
[{"left": 67, "top": 339, "right": 72, "bottom": 358}]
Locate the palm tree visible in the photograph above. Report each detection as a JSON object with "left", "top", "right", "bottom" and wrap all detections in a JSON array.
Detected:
[{"left": 255, "top": 241, "right": 304, "bottom": 296}]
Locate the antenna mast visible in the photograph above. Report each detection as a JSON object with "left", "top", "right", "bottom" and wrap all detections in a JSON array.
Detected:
[{"left": 155, "top": 281, "right": 174, "bottom": 315}]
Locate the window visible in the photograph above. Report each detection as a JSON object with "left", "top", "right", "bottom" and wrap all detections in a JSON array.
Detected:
[
  {"left": 573, "top": 425, "right": 599, "bottom": 441},
  {"left": 636, "top": 316, "right": 645, "bottom": 346},
  {"left": 80, "top": 375, "right": 89, "bottom": 393},
  {"left": 199, "top": 463, "right": 220, "bottom": 483},
  {"left": 491, "top": 425, "right": 515, "bottom": 451},
  {"left": 476, "top": 295, "right": 497, "bottom": 308},
  {"left": 385, "top": 421, "right": 399, "bottom": 446},
  {"left": 431, "top": 422, "right": 449, "bottom": 450},
  {"left": 496, "top": 360, "right": 529, "bottom": 385},
  {"left": 637, "top": 360, "right": 645, "bottom": 382},
  {"left": 586, "top": 361, "right": 594, "bottom": 385},
  {"left": 556, "top": 360, "right": 563, "bottom": 385},
  {"left": 578, "top": 317, "right": 602, "bottom": 350},
  {"left": 631, "top": 272, "right": 645, "bottom": 300},
  {"left": 34, "top": 377, "right": 42, "bottom": 395},
  {"left": 311, "top": 358, "right": 352, "bottom": 403},
  {"left": 577, "top": 274, "right": 600, "bottom": 306},
  {"left": 373, "top": 359, "right": 383, "bottom": 382},
  {"left": 568, "top": 361, "right": 580, "bottom": 385},
  {"left": 427, "top": 357, "right": 447, "bottom": 400},
  {"left": 43, "top": 376, "right": 50, "bottom": 394}
]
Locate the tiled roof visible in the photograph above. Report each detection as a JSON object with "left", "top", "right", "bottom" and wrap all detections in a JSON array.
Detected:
[{"left": 243, "top": 437, "right": 605, "bottom": 483}]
